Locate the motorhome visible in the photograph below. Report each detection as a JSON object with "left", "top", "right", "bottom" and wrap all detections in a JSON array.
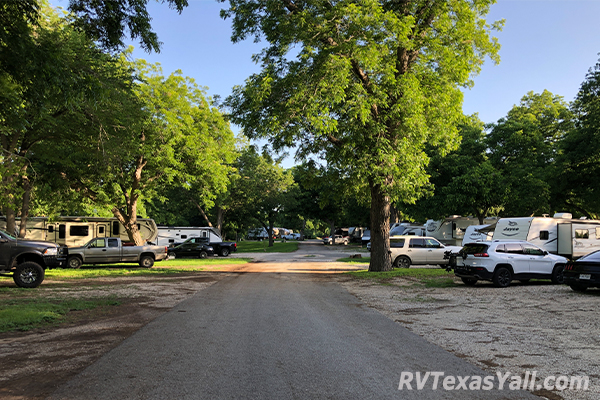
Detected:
[
  {"left": 491, "top": 213, "right": 600, "bottom": 259},
  {"left": 0, "top": 216, "right": 158, "bottom": 247},
  {"left": 390, "top": 223, "right": 425, "bottom": 237},
  {"left": 461, "top": 224, "right": 495, "bottom": 246},
  {"left": 156, "top": 226, "right": 223, "bottom": 247},
  {"left": 425, "top": 216, "right": 498, "bottom": 246}
]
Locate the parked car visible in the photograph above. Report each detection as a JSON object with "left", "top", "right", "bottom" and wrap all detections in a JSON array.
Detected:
[
  {"left": 361, "top": 229, "right": 371, "bottom": 246},
  {"left": 0, "top": 229, "right": 68, "bottom": 288},
  {"left": 323, "top": 235, "right": 349, "bottom": 245},
  {"left": 283, "top": 233, "right": 301, "bottom": 240},
  {"left": 67, "top": 237, "right": 168, "bottom": 268},
  {"left": 387, "top": 236, "right": 462, "bottom": 268},
  {"left": 454, "top": 240, "right": 567, "bottom": 288},
  {"left": 174, "top": 237, "right": 237, "bottom": 257},
  {"left": 168, "top": 241, "right": 214, "bottom": 259},
  {"left": 564, "top": 250, "right": 600, "bottom": 292}
]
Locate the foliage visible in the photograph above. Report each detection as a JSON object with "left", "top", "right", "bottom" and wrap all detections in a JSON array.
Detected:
[
  {"left": 558, "top": 59, "right": 600, "bottom": 219},
  {"left": 67, "top": 0, "right": 189, "bottom": 52},
  {"left": 222, "top": 0, "right": 502, "bottom": 270}
]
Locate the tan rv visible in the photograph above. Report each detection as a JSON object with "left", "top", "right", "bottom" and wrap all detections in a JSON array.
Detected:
[{"left": 0, "top": 216, "right": 158, "bottom": 247}]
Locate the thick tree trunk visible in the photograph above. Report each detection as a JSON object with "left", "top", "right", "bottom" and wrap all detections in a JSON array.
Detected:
[
  {"left": 328, "top": 220, "right": 336, "bottom": 244},
  {"left": 111, "top": 207, "right": 144, "bottom": 246},
  {"left": 368, "top": 180, "right": 392, "bottom": 272},
  {"left": 18, "top": 175, "right": 32, "bottom": 238},
  {"left": 216, "top": 207, "right": 224, "bottom": 235},
  {"left": 4, "top": 207, "right": 16, "bottom": 236}
]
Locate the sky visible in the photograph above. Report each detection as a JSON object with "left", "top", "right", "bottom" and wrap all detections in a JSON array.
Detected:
[{"left": 54, "top": 0, "right": 600, "bottom": 166}]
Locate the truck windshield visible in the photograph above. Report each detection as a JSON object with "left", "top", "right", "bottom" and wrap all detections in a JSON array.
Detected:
[{"left": 0, "top": 229, "right": 16, "bottom": 240}]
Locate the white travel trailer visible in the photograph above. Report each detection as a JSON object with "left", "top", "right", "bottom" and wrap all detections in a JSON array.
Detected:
[
  {"left": 390, "top": 223, "right": 425, "bottom": 236},
  {"left": 425, "top": 216, "right": 498, "bottom": 246},
  {"left": 492, "top": 213, "right": 600, "bottom": 259},
  {"left": 156, "top": 226, "right": 223, "bottom": 247},
  {"left": 0, "top": 216, "right": 158, "bottom": 247},
  {"left": 461, "top": 224, "right": 495, "bottom": 246}
]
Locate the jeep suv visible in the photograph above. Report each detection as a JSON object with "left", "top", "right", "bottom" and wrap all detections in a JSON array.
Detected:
[{"left": 454, "top": 241, "right": 567, "bottom": 288}]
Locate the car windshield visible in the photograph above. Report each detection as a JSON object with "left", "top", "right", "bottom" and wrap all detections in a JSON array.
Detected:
[
  {"left": 460, "top": 243, "right": 489, "bottom": 255},
  {"left": 0, "top": 229, "right": 16, "bottom": 240}
]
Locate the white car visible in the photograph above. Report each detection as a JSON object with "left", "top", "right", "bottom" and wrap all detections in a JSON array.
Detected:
[
  {"left": 323, "top": 235, "right": 349, "bottom": 245},
  {"left": 388, "top": 236, "right": 462, "bottom": 268},
  {"left": 454, "top": 240, "right": 568, "bottom": 287},
  {"left": 283, "top": 233, "right": 301, "bottom": 240}
]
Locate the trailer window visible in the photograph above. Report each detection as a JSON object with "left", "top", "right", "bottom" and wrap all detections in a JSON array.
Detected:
[
  {"left": 539, "top": 231, "right": 549, "bottom": 240},
  {"left": 596, "top": 228, "right": 600, "bottom": 239},
  {"left": 70, "top": 226, "right": 89, "bottom": 237},
  {"left": 98, "top": 226, "right": 105, "bottom": 234},
  {"left": 181, "top": 235, "right": 187, "bottom": 239},
  {"left": 59, "top": 225, "right": 66, "bottom": 239},
  {"left": 112, "top": 221, "right": 120, "bottom": 236},
  {"left": 575, "top": 229, "right": 589, "bottom": 239},
  {"left": 48, "top": 225, "right": 54, "bottom": 233}
]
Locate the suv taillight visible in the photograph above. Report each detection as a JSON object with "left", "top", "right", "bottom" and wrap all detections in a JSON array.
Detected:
[{"left": 474, "top": 253, "right": 489, "bottom": 257}]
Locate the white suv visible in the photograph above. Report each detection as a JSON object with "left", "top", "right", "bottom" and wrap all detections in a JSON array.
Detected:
[
  {"left": 454, "top": 241, "right": 567, "bottom": 287},
  {"left": 388, "top": 236, "right": 462, "bottom": 268}
]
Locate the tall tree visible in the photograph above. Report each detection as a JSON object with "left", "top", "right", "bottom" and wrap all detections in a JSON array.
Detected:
[
  {"left": 559, "top": 59, "right": 600, "bottom": 218},
  {"left": 222, "top": 0, "right": 502, "bottom": 270},
  {"left": 486, "top": 90, "right": 573, "bottom": 216}
]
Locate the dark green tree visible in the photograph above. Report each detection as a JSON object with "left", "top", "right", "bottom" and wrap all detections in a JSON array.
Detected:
[{"left": 222, "top": 0, "right": 502, "bottom": 270}]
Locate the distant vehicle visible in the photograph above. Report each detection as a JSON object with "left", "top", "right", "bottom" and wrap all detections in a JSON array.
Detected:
[
  {"left": 390, "top": 224, "right": 425, "bottom": 236},
  {"left": 454, "top": 240, "right": 567, "bottom": 288},
  {"left": 323, "top": 235, "right": 349, "bottom": 245},
  {"left": 0, "top": 216, "right": 158, "bottom": 248},
  {"left": 168, "top": 241, "right": 214, "bottom": 259},
  {"left": 361, "top": 229, "right": 371, "bottom": 246},
  {"left": 66, "top": 237, "right": 168, "bottom": 268},
  {"left": 156, "top": 226, "right": 222, "bottom": 247},
  {"left": 283, "top": 233, "right": 301, "bottom": 240},
  {"left": 461, "top": 224, "right": 494, "bottom": 246},
  {"left": 387, "top": 236, "right": 461, "bottom": 268},
  {"left": 0, "top": 229, "right": 68, "bottom": 288},
  {"left": 564, "top": 250, "right": 600, "bottom": 292},
  {"left": 425, "top": 216, "right": 498, "bottom": 246},
  {"left": 175, "top": 237, "right": 237, "bottom": 257}
]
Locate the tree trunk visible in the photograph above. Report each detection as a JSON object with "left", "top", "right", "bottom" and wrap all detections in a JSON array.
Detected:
[
  {"left": 268, "top": 216, "right": 275, "bottom": 247},
  {"left": 111, "top": 207, "right": 144, "bottom": 245},
  {"left": 4, "top": 207, "right": 16, "bottom": 236},
  {"left": 18, "top": 174, "right": 32, "bottom": 238},
  {"left": 216, "top": 206, "right": 224, "bottom": 235},
  {"left": 328, "top": 220, "right": 336, "bottom": 244},
  {"left": 192, "top": 199, "right": 213, "bottom": 227},
  {"left": 368, "top": 180, "right": 392, "bottom": 272},
  {"left": 300, "top": 219, "right": 306, "bottom": 240}
]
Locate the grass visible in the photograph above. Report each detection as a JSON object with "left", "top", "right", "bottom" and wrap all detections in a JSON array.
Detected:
[
  {"left": 236, "top": 241, "right": 298, "bottom": 253},
  {"left": 337, "top": 257, "right": 370, "bottom": 264},
  {"left": 0, "top": 296, "right": 121, "bottom": 332},
  {"left": 346, "top": 267, "right": 460, "bottom": 288}
]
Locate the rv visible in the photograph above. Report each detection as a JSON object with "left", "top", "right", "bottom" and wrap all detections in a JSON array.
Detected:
[
  {"left": 0, "top": 216, "right": 158, "bottom": 247},
  {"left": 425, "top": 216, "right": 498, "bottom": 246},
  {"left": 156, "top": 226, "right": 223, "bottom": 247},
  {"left": 461, "top": 224, "right": 495, "bottom": 246},
  {"left": 390, "top": 223, "right": 425, "bottom": 237},
  {"left": 491, "top": 213, "right": 600, "bottom": 259}
]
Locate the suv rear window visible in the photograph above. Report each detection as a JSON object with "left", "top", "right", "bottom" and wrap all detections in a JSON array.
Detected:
[
  {"left": 461, "top": 243, "right": 490, "bottom": 255},
  {"left": 390, "top": 238, "right": 405, "bottom": 248}
]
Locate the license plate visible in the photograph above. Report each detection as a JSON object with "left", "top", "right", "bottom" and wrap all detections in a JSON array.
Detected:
[{"left": 580, "top": 274, "right": 591, "bottom": 280}]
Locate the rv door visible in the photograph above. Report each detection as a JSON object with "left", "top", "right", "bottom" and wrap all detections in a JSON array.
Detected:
[{"left": 557, "top": 223, "right": 572, "bottom": 257}]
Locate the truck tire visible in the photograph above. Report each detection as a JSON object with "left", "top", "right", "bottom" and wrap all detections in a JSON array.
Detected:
[
  {"left": 68, "top": 256, "right": 83, "bottom": 269},
  {"left": 139, "top": 255, "right": 154, "bottom": 268},
  {"left": 220, "top": 247, "right": 230, "bottom": 257},
  {"left": 168, "top": 252, "right": 176, "bottom": 260},
  {"left": 13, "top": 262, "right": 45, "bottom": 288},
  {"left": 199, "top": 251, "right": 208, "bottom": 259}
]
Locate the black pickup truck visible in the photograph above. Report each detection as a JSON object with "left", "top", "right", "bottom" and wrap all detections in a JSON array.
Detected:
[
  {"left": 171, "top": 237, "right": 237, "bottom": 257},
  {"left": 0, "top": 229, "right": 68, "bottom": 288}
]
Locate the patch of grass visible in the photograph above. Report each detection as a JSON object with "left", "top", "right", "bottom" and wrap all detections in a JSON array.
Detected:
[
  {"left": 0, "top": 297, "right": 121, "bottom": 332},
  {"left": 337, "top": 257, "right": 370, "bottom": 264},
  {"left": 236, "top": 241, "right": 298, "bottom": 253},
  {"left": 346, "top": 268, "right": 452, "bottom": 280}
]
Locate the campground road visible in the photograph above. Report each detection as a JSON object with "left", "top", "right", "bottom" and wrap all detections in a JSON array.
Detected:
[{"left": 49, "top": 244, "right": 535, "bottom": 399}]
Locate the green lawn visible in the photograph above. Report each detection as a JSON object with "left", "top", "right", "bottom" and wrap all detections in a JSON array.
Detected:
[
  {"left": 0, "top": 296, "right": 121, "bottom": 332},
  {"left": 236, "top": 241, "right": 298, "bottom": 253},
  {"left": 336, "top": 257, "right": 370, "bottom": 264},
  {"left": 345, "top": 267, "right": 459, "bottom": 288}
]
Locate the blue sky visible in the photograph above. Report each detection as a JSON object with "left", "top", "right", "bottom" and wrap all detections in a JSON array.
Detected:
[{"left": 55, "top": 0, "right": 600, "bottom": 164}]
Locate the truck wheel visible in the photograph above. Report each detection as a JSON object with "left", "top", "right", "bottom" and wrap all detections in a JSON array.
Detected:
[
  {"left": 393, "top": 256, "right": 411, "bottom": 269},
  {"left": 570, "top": 283, "right": 588, "bottom": 292},
  {"left": 168, "top": 252, "right": 176, "bottom": 260},
  {"left": 139, "top": 255, "right": 154, "bottom": 268},
  {"left": 68, "top": 256, "right": 82, "bottom": 269},
  {"left": 199, "top": 251, "right": 208, "bottom": 259},
  {"left": 13, "top": 262, "right": 45, "bottom": 288},
  {"left": 551, "top": 264, "right": 565, "bottom": 284},
  {"left": 220, "top": 248, "right": 230, "bottom": 257}
]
